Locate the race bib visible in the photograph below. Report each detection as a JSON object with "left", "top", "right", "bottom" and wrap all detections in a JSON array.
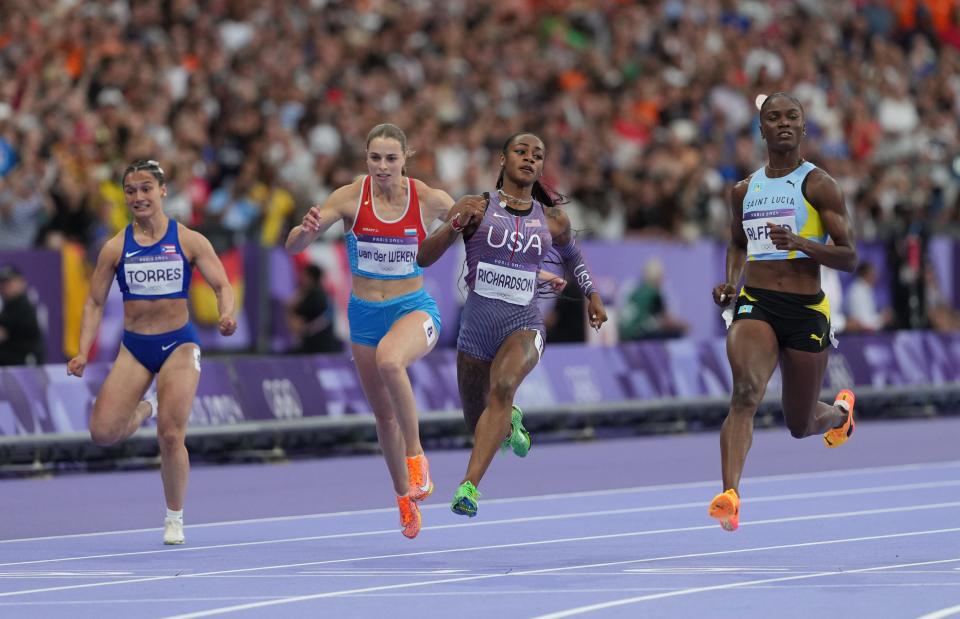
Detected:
[
  {"left": 743, "top": 208, "right": 797, "bottom": 255},
  {"left": 355, "top": 237, "right": 418, "bottom": 276},
  {"left": 474, "top": 261, "right": 537, "bottom": 305},
  {"left": 124, "top": 254, "right": 184, "bottom": 296}
]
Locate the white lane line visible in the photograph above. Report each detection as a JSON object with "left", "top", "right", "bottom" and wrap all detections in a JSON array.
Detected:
[
  {"left": 1, "top": 583, "right": 957, "bottom": 608},
  {"left": 917, "top": 605, "right": 960, "bottom": 619},
  {"left": 4, "top": 459, "right": 959, "bottom": 544},
  {"left": 2, "top": 503, "right": 959, "bottom": 601},
  {"left": 530, "top": 557, "right": 960, "bottom": 619},
  {"left": 159, "top": 530, "right": 960, "bottom": 619},
  {"left": 2, "top": 480, "right": 959, "bottom": 568}
]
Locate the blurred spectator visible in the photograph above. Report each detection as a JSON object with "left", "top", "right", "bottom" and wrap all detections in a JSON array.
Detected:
[
  {"left": 618, "top": 259, "right": 687, "bottom": 341},
  {"left": 0, "top": 0, "right": 956, "bottom": 253},
  {"left": 0, "top": 165, "right": 49, "bottom": 250},
  {"left": 887, "top": 209, "right": 930, "bottom": 330},
  {"left": 286, "top": 264, "right": 339, "bottom": 354},
  {"left": 0, "top": 264, "right": 44, "bottom": 366},
  {"left": 925, "top": 264, "right": 960, "bottom": 331},
  {"left": 845, "top": 262, "right": 892, "bottom": 333},
  {"left": 205, "top": 157, "right": 262, "bottom": 244},
  {"left": 545, "top": 281, "right": 587, "bottom": 344}
]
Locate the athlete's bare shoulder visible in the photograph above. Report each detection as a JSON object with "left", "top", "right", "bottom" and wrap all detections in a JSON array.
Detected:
[
  {"left": 804, "top": 167, "right": 840, "bottom": 193},
  {"left": 803, "top": 167, "right": 843, "bottom": 211},
  {"left": 544, "top": 204, "right": 569, "bottom": 224},
  {"left": 338, "top": 177, "right": 366, "bottom": 199},
  {"left": 733, "top": 176, "right": 752, "bottom": 194},
  {"left": 324, "top": 178, "right": 365, "bottom": 214},
  {"left": 98, "top": 230, "right": 125, "bottom": 264},
  {"left": 412, "top": 178, "right": 455, "bottom": 217}
]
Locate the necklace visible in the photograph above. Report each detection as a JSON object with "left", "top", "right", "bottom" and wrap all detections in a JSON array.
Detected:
[
  {"left": 766, "top": 158, "right": 804, "bottom": 173},
  {"left": 497, "top": 188, "right": 532, "bottom": 208}
]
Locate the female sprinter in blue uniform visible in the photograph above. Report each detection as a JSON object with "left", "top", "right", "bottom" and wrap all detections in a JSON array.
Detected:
[
  {"left": 709, "top": 93, "right": 858, "bottom": 531},
  {"left": 286, "top": 124, "right": 455, "bottom": 539},
  {"left": 68, "top": 160, "right": 237, "bottom": 545}
]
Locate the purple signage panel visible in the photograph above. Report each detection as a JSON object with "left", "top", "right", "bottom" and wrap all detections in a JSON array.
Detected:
[
  {"left": 2, "top": 332, "right": 960, "bottom": 438},
  {"left": 833, "top": 331, "right": 960, "bottom": 388},
  {"left": 229, "top": 356, "right": 329, "bottom": 422},
  {"left": 536, "top": 345, "right": 630, "bottom": 404},
  {"left": 184, "top": 360, "right": 246, "bottom": 427},
  {"left": 0, "top": 250, "right": 63, "bottom": 363},
  {"left": 305, "top": 353, "right": 372, "bottom": 416}
]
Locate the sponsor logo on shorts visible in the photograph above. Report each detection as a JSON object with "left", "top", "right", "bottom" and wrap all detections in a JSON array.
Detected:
[
  {"left": 422, "top": 317, "right": 437, "bottom": 346},
  {"left": 738, "top": 304, "right": 753, "bottom": 315}
]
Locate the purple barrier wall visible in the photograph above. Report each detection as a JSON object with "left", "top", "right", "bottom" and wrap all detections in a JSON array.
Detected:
[
  {"left": 2, "top": 331, "right": 957, "bottom": 437},
  {"left": 0, "top": 250, "right": 63, "bottom": 364}
]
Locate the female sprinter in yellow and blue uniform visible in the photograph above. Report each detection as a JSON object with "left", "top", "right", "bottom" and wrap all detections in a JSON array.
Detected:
[{"left": 709, "top": 93, "right": 859, "bottom": 532}]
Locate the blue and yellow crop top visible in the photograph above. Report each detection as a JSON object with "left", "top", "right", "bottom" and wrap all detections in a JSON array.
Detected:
[{"left": 742, "top": 161, "right": 829, "bottom": 261}]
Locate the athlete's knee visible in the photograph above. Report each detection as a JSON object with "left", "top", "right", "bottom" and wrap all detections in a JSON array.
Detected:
[
  {"left": 488, "top": 375, "right": 520, "bottom": 407},
  {"left": 730, "top": 380, "right": 763, "bottom": 411},
  {"left": 783, "top": 410, "right": 814, "bottom": 439},
  {"left": 374, "top": 347, "right": 406, "bottom": 378},
  {"left": 89, "top": 424, "right": 123, "bottom": 447},
  {"left": 462, "top": 405, "right": 483, "bottom": 433},
  {"left": 372, "top": 409, "right": 399, "bottom": 426},
  {"left": 156, "top": 424, "right": 186, "bottom": 452}
]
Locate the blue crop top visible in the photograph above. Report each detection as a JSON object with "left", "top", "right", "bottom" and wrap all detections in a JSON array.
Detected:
[{"left": 115, "top": 220, "right": 192, "bottom": 301}]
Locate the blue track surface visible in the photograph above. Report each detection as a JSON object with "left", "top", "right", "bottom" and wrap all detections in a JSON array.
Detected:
[{"left": 1, "top": 417, "right": 959, "bottom": 618}]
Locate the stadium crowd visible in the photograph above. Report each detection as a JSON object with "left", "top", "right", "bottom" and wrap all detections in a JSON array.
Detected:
[{"left": 1, "top": 0, "right": 959, "bottom": 340}]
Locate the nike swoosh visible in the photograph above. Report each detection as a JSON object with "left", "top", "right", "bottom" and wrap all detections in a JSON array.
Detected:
[
  {"left": 492, "top": 213, "right": 509, "bottom": 219},
  {"left": 419, "top": 481, "right": 432, "bottom": 492},
  {"left": 125, "top": 250, "right": 143, "bottom": 258},
  {"left": 161, "top": 341, "right": 178, "bottom": 351}
]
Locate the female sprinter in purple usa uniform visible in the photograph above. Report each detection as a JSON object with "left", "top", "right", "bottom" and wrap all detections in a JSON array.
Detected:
[
  {"left": 418, "top": 132, "right": 608, "bottom": 518},
  {"left": 709, "top": 93, "right": 858, "bottom": 532},
  {"left": 286, "top": 124, "right": 456, "bottom": 539},
  {"left": 68, "top": 160, "right": 237, "bottom": 545}
]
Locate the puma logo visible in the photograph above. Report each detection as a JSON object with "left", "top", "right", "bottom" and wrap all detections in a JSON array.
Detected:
[
  {"left": 786, "top": 180, "right": 796, "bottom": 187},
  {"left": 809, "top": 333, "right": 823, "bottom": 344}
]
